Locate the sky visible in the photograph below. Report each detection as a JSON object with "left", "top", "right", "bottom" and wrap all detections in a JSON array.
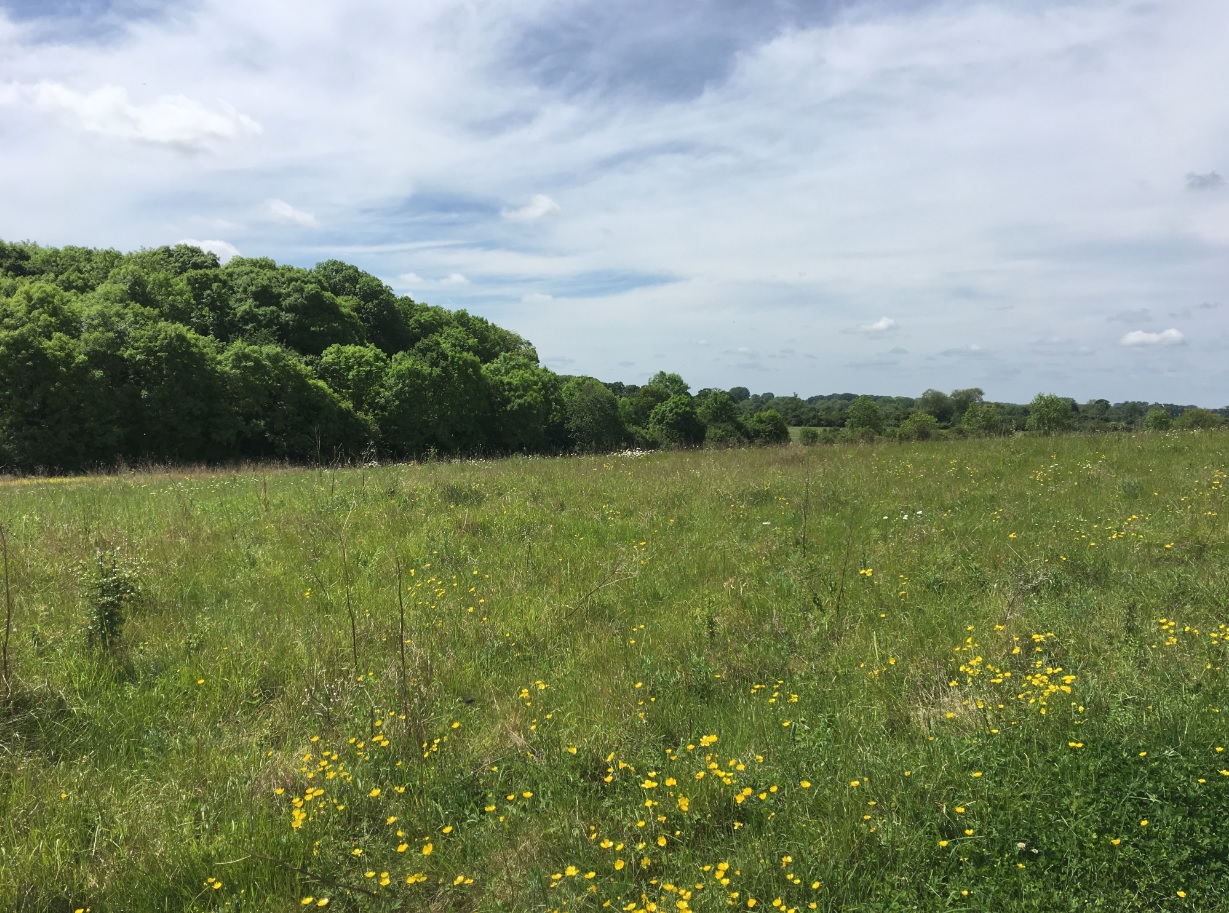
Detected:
[{"left": 1, "top": 0, "right": 1227, "bottom": 406}]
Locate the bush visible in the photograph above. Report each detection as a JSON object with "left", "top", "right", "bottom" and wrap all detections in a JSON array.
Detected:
[
  {"left": 746, "top": 409, "right": 789, "bottom": 444},
  {"left": 897, "top": 412, "right": 940, "bottom": 442},
  {"left": 80, "top": 549, "right": 143, "bottom": 653},
  {"left": 799, "top": 427, "right": 820, "bottom": 446},
  {"left": 1173, "top": 407, "right": 1223, "bottom": 431},
  {"left": 1142, "top": 408, "right": 1172, "bottom": 431}
]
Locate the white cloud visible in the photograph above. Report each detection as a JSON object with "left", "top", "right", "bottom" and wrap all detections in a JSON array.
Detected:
[
  {"left": 1120, "top": 328, "right": 1186, "bottom": 346},
  {"left": 521, "top": 292, "right": 553, "bottom": 303},
  {"left": 265, "top": 199, "right": 319, "bottom": 228},
  {"left": 0, "top": 81, "right": 260, "bottom": 150},
  {"left": 396, "top": 271, "right": 469, "bottom": 288},
  {"left": 502, "top": 193, "right": 561, "bottom": 222},
  {"left": 178, "top": 238, "right": 240, "bottom": 263},
  {"left": 862, "top": 316, "right": 897, "bottom": 334}
]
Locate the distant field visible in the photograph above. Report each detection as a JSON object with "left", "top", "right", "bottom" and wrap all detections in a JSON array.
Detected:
[{"left": 1, "top": 433, "right": 1226, "bottom": 912}]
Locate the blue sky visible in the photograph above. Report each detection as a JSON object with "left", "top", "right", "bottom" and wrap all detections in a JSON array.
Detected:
[{"left": 1, "top": 0, "right": 1226, "bottom": 404}]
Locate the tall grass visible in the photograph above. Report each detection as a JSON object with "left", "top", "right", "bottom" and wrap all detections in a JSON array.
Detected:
[{"left": 0, "top": 433, "right": 1226, "bottom": 911}]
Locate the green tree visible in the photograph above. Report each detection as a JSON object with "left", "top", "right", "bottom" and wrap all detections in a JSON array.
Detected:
[
  {"left": 918, "top": 389, "right": 955, "bottom": 425},
  {"left": 949, "top": 387, "right": 984, "bottom": 423},
  {"left": 561, "top": 377, "right": 625, "bottom": 451},
  {"left": 482, "top": 354, "right": 563, "bottom": 452},
  {"left": 0, "top": 326, "right": 119, "bottom": 470},
  {"left": 119, "top": 321, "right": 234, "bottom": 461},
  {"left": 961, "top": 401, "right": 1001, "bottom": 435},
  {"left": 620, "top": 384, "right": 672, "bottom": 431},
  {"left": 746, "top": 409, "right": 790, "bottom": 444},
  {"left": 313, "top": 260, "right": 414, "bottom": 355},
  {"left": 317, "top": 344, "right": 390, "bottom": 418},
  {"left": 845, "top": 396, "right": 886, "bottom": 434},
  {"left": 898, "top": 411, "right": 940, "bottom": 441},
  {"left": 648, "top": 395, "right": 705, "bottom": 447},
  {"left": 696, "top": 391, "right": 748, "bottom": 445},
  {"left": 1141, "top": 408, "right": 1173, "bottom": 431},
  {"left": 646, "top": 371, "right": 690, "bottom": 398},
  {"left": 221, "top": 342, "right": 367, "bottom": 461},
  {"left": 1026, "top": 393, "right": 1075, "bottom": 433}
]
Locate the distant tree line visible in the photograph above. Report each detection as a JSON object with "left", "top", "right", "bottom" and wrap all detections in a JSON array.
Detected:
[{"left": 0, "top": 241, "right": 1223, "bottom": 472}]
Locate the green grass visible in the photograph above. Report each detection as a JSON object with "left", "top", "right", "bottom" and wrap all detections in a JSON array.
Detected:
[{"left": 1, "top": 433, "right": 1227, "bottom": 912}]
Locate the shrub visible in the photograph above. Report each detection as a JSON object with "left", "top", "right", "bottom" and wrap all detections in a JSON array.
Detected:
[
  {"left": 897, "top": 412, "right": 940, "bottom": 442},
  {"left": 1173, "top": 407, "right": 1223, "bottom": 431},
  {"left": 80, "top": 549, "right": 143, "bottom": 653},
  {"left": 1141, "top": 408, "right": 1172, "bottom": 431}
]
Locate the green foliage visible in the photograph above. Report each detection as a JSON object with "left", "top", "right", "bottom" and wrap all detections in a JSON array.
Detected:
[
  {"left": 845, "top": 395, "right": 886, "bottom": 434},
  {"left": 745, "top": 408, "right": 789, "bottom": 444},
  {"left": 1026, "top": 392, "right": 1076, "bottom": 433},
  {"left": 481, "top": 355, "right": 564, "bottom": 452},
  {"left": 1173, "top": 407, "right": 1224, "bottom": 430},
  {"left": 918, "top": 388, "right": 955, "bottom": 424},
  {"left": 316, "top": 344, "right": 390, "bottom": 418},
  {"left": 898, "top": 411, "right": 941, "bottom": 441},
  {"left": 562, "top": 376, "right": 626, "bottom": 451},
  {"left": 962, "top": 401, "right": 1002, "bottom": 435},
  {"left": 79, "top": 549, "right": 142, "bottom": 653},
  {"left": 645, "top": 370, "right": 690, "bottom": 398},
  {"left": 697, "top": 391, "right": 748, "bottom": 445},
  {"left": 949, "top": 387, "right": 985, "bottom": 423},
  {"left": 798, "top": 427, "right": 821, "bottom": 445},
  {"left": 1142, "top": 408, "right": 1173, "bottom": 431},
  {"left": 648, "top": 394, "right": 705, "bottom": 447},
  {"left": 222, "top": 342, "right": 368, "bottom": 460}
]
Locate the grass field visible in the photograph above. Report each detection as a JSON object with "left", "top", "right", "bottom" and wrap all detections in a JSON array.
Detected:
[{"left": 1, "top": 433, "right": 1227, "bottom": 912}]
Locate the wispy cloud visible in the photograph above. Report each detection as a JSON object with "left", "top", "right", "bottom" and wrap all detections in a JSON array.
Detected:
[
  {"left": 265, "top": 199, "right": 319, "bottom": 228},
  {"left": 396, "top": 271, "right": 471, "bottom": 289},
  {"left": 502, "top": 193, "right": 561, "bottom": 222},
  {"left": 0, "top": 81, "right": 260, "bottom": 150}
]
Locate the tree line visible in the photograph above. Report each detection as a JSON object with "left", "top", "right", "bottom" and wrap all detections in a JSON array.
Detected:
[
  {"left": 0, "top": 241, "right": 1222, "bottom": 472},
  {"left": 728, "top": 388, "right": 1226, "bottom": 442}
]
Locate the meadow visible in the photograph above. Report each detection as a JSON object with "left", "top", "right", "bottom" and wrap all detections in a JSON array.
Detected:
[{"left": 0, "top": 432, "right": 1226, "bottom": 912}]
